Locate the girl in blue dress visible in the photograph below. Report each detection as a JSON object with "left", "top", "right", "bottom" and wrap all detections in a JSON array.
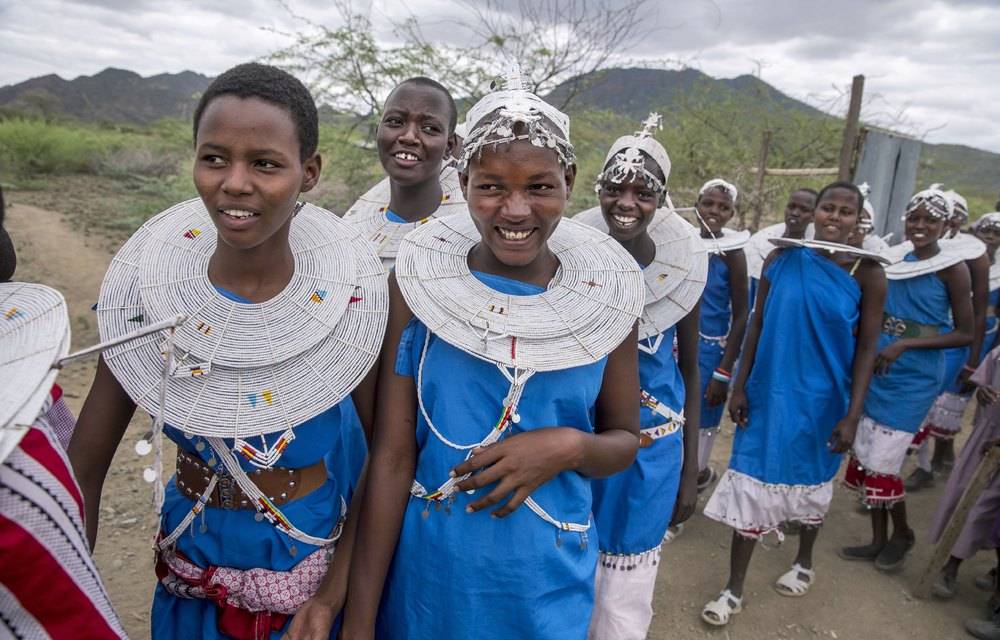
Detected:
[
  {"left": 341, "top": 68, "right": 644, "bottom": 640},
  {"left": 701, "top": 182, "right": 886, "bottom": 626},
  {"left": 694, "top": 179, "right": 750, "bottom": 491},
  {"left": 342, "top": 77, "right": 466, "bottom": 271},
  {"left": 69, "top": 64, "right": 386, "bottom": 639},
  {"left": 841, "top": 186, "right": 973, "bottom": 573},
  {"left": 574, "top": 114, "right": 707, "bottom": 640}
]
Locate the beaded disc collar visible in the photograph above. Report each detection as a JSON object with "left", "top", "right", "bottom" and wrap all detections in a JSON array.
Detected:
[
  {"left": 342, "top": 165, "right": 467, "bottom": 268},
  {"left": 943, "top": 232, "right": 987, "bottom": 261},
  {"left": 769, "top": 237, "right": 891, "bottom": 265},
  {"left": 700, "top": 228, "right": 751, "bottom": 255},
  {"left": 573, "top": 206, "right": 707, "bottom": 340},
  {"left": 990, "top": 261, "right": 1000, "bottom": 290},
  {"left": 395, "top": 214, "right": 643, "bottom": 371},
  {"left": 861, "top": 234, "right": 891, "bottom": 254},
  {"left": 0, "top": 283, "right": 69, "bottom": 461},
  {"left": 97, "top": 198, "right": 388, "bottom": 439},
  {"left": 880, "top": 239, "right": 971, "bottom": 280},
  {"left": 746, "top": 222, "right": 815, "bottom": 279}
]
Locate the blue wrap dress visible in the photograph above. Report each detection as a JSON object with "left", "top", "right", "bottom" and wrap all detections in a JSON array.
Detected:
[
  {"left": 865, "top": 255, "right": 953, "bottom": 433},
  {"left": 592, "top": 326, "right": 684, "bottom": 558},
  {"left": 698, "top": 254, "right": 735, "bottom": 430},
  {"left": 152, "top": 288, "right": 362, "bottom": 640},
  {"left": 704, "top": 248, "right": 861, "bottom": 534},
  {"left": 376, "top": 272, "right": 608, "bottom": 640}
]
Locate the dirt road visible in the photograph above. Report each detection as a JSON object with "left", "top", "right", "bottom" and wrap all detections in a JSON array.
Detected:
[{"left": 6, "top": 196, "right": 993, "bottom": 639}]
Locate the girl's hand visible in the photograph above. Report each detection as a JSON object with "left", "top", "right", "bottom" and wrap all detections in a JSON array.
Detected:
[
  {"left": 978, "top": 386, "right": 999, "bottom": 407},
  {"left": 670, "top": 469, "right": 698, "bottom": 525},
  {"left": 874, "top": 341, "right": 906, "bottom": 375},
  {"left": 284, "top": 597, "right": 338, "bottom": 640},
  {"left": 451, "top": 427, "right": 584, "bottom": 517},
  {"left": 828, "top": 416, "right": 859, "bottom": 453},
  {"left": 728, "top": 387, "right": 749, "bottom": 427},
  {"left": 704, "top": 379, "right": 730, "bottom": 407}
]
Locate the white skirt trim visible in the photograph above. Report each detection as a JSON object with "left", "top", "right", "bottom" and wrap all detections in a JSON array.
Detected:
[
  {"left": 703, "top": 469, "right": 832, "bottom": 539},
  {"left": 924, "top": 391, "right": 972, "bottom": 435},
  {"left": 853, "top": 415, "right": 912, "bottom": 476}
]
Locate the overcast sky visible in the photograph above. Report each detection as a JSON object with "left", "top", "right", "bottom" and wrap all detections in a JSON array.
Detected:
[{"left": 2, "top": 0, "right": 999, "bottom": 152}]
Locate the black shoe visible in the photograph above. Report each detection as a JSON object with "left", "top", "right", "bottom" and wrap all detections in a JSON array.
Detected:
[
  {"left": 875, "top": 531, "right": 916, "bottom": 573},
  {"left": 838, "top": 543, "right": 884, "bottom": 562},
  {"left": 904, "top": 467, "right": 934, "bottom": 492}
]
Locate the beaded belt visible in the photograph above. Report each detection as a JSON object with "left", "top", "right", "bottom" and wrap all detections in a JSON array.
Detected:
[
  {"left": 638, "top": 420, "right": 682, "bottom": 448},
  {"left": 175, "top": 451, "right": 327, "bottom": 510},
  {"left": 881, "top": 313, "right": 939, "bottom": 339}
]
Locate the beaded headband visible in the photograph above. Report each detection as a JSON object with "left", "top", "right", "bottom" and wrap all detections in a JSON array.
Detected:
[
  {"left": 458, "top": 64, "right": 575, "bottom": 171},
  {"left": 905, "top": 185, "right": 953, "bottom": 221},
  {"left": 973, "top": 212, "right": 1000, "bottom": 233},
  {"left": 699, "top": 178, "right": 738, "bottom": 204},
  {"left": 594, "top": 113, "right": 671, "bottom": 205},
  {"left": 945, "top": 189, "right": 969, "bottom": 223}
]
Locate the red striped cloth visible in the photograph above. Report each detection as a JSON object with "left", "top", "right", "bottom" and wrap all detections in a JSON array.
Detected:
[{"left": 0, "top": 392, "right": 127, "bottom": 639}]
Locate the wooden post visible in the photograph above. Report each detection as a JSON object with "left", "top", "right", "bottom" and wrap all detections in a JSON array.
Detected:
[
  {"left": 749, "top": 129, "right": 772, "bottom": 232},
  {"left": 913, "top": 446, "right": 1000, "bottom": 598},
  {"left": 838, "top": 75, "right": 865, "bottom": 181}
]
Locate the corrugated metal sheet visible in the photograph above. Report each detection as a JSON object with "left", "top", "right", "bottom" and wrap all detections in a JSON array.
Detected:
[{"left": 853, "top": 128, "right": 921, "bottom": 245}]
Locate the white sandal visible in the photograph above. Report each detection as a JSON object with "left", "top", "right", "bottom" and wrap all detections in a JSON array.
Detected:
[
  {"left": 662, "top": 523, "right": 684, "bottom": 543},
  {"left": 701, "top": 589, "right": 743, "bottom": 626},
  {"left": 774, "top": 563, "right": 815, "bottom": 597}
]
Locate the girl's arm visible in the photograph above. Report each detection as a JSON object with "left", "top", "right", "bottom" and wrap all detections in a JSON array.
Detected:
[
  {"left": 341, "top": 274, "right": 417, "bottom": 638},
  {"left": 705, "top": 249, "right": 749, "bottom": 405},
  {"left": 875, "top": 261, "right": 974, "bottom": 374},
  {"left": 728, "top": 260, "right": 769, "bottom": 426},
  {"left": 829, "top": 262, "right": 887, "bottom": 452},
  {"left": 68, "top": 357, "right": 138, "bottom": 549},
  {"left": 672, "top": 303, "right": 701, "bottom": 525},
  {"left": 964, "top": 254, "right": 990, "bottom": 373},
  {"left": 452, "top": 325, "right": 641, "bottom": 515}
]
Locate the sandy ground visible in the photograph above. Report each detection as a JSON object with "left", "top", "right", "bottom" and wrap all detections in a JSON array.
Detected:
[{"left": 6, "top": 197, "right": 996, "bottom": 639}]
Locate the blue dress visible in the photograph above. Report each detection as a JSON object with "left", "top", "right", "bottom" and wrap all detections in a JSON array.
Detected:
[
  {"left": 152, "top": 288, "right": 362, "bottom": 640},
  {"left": 698, "top": 254, "right": 736, "bottom": 430},
  {"left": 864, "top": 255, "right": 952, "bottom": 433},
  {"left": 377, "top": 272, "right": 607, "bottom": 640},
  {"left": 591, "top": 326, "right": 684, "bottom": 556},
  {"left": 729, "top": 248, "right": 859, "bottom": 486}
]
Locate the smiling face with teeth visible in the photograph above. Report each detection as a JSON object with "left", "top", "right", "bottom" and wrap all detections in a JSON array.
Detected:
[
  {"left": 812, "top": 186, "right": 860, "bottom": 244},
  {"left": 597, "top": 154, "right": 662, "bottom": 265},
  {"left": 377, "top": 82, "right": 455, "bottom": 189},
  {"left": 695, "top": 187, "right": 735, "bottom": 238},
  {"left": 905, "top": 204, "right": 945, "bottom": 252},
  {"left": 193, "top": 95, "right": 320, "bottom": 295},
  {"left": 460, "top": 136, "right": 576, "bottom": 287}
]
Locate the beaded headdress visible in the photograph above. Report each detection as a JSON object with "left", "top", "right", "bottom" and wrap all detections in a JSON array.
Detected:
[
  {"left": 905, "top": 184, "right": 953, "bottom": 221},
  {"left": 945, "top": 189, "right": 969, "bottom": 223},
  {"left": 699, "top": 178, "right": 738, "bottom": 204},
  {"left": 458, "top": 64, "right": 575, "bottom": 171},
  {"left": 594, "top": 113, "right": 670, "bottom": 205},
  {"left": 973, "top": 212, "right": 1000, "bottom": 233}
]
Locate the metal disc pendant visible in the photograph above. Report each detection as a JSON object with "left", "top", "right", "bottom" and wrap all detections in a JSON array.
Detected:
[
  {"left": 142, "top": 468, "right": 157, "bottom": 483},
  {"left": 134, "top": 439, "right": 152, "bottom": 456}
]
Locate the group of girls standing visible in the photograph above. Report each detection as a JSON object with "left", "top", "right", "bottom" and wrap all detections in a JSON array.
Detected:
[{"left": 50, "top": 58, "right": 999, "bottom": 640}]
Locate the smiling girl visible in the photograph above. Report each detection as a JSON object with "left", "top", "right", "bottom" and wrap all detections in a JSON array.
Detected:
[
  {"left": 574, "top": 115, "right": 707, "bottom": 639},
  {"left": 342, "top": 77, "right": 465, "bottom": 270},
  {"left": 341, "top": 68, "right": 644, "bottom": 640},
  {"left": 693, "top": 180, "right": 750, "bottom": 491},
  {"left": 700, "top": 182, "right": 886, "bottom": 625},
  {"left": 68, "top": 64, "right": 386, "bottom": 640},
  {"left": 841, "top": 186, "right": 973, "bottom": 573}
]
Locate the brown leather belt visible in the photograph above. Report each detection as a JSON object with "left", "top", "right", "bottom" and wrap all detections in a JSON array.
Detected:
[{"left": 175, "top": 451, "right": 327, "bottom": 510}]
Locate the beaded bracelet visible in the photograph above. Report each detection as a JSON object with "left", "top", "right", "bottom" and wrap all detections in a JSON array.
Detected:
[{"left": 712, "top": 367, "right": 732, "bottom": 384}]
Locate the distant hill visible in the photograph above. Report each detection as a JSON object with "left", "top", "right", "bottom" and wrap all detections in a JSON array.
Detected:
[
  {"left": 547, "top": 67, "right": 1000, "bottom": 209},
  {"left": 0, "top": 68, "right": 211, "bottom": 125}
]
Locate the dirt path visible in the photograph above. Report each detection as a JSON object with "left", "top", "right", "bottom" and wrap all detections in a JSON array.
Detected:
[{"left": 6, "top": 196, "right": 994, "bottom": 640}]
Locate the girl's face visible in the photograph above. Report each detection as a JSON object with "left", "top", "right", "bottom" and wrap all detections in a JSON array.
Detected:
[
  {"left": 193, "top": 96, "right": 320, "bottom": 252},
  {"left": 813, "top": 187, "right": 860, "bottom": 244},
  {"left": 377, "top": 83, "right": 454, "bottom": 187},
  {"left": 784, "top": 190, "right": 817, "bottom": 235},
  {"left": 460, "top": 139, "right": 575, "bottom": 269},
  {"left": 597, "top": 158, "right": 661, "bottom": 243},
  {"left": 905, "top": 204, "right": 945, "bottom": 249},
  {"left": 945, "top": 216, "right": 963, "bottom": 238},
  {"left": 975, "top": 226, "right": 1000, "bottom": 253},
  {"left": 696, "top": 187, "right": 735, "bottom": 235}
]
